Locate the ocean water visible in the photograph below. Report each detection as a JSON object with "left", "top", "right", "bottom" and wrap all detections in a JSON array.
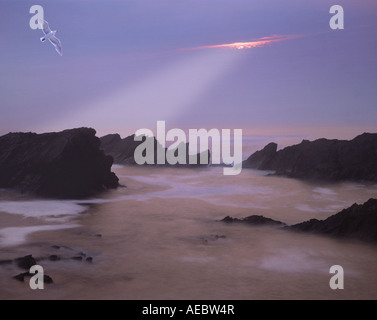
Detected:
[{"left": 0, "top": 165, "right": 377, "bottom": 299}]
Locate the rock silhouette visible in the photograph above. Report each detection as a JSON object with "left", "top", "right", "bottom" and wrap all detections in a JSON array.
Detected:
[
  {"left": 221, "top": 199, "right": 377, "bottom": 243},
  {"left": 0, "top": 128, "right": 119, "bottom": 198},
  {"left": 100, "top": 133, "right": 210, "bottom": 167},
  {"left": 290, "top": 198, "right": 377, "bottom": 243},
  {"left": 243, "top": 133, "right": 377, "bottom": 182},
  {"left": 221, "top": 215, "right": 285, "bottom": 226}
]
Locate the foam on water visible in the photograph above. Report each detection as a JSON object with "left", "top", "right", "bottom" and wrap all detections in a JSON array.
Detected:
[
  {"left": 313, "top": 187, "right": 337, "bottom": 195},
  {"left": 0, "top": 201, "right": 88, "bottom": 221},
  {"left": 179, "top": 256, "right": 217, "bottom": 264},
  {"left": 252, "top": 248, "right": 334, "bottom": 274},
  {"left": 0, "top": 224, "right": 78, "bottom": 247},
  {"left": 114, "top": 173, "right": 274, "bottom": 204},
  {"left": 73, "top": 170, "right": 275, "bottom": 210},
  {"left": 0, "top": 200, "right": 87, "bottom": 247}
]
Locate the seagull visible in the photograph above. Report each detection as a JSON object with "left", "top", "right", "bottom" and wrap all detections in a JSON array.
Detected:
[{"left": 38, "top": 19, "right": 62, "bottom": 56}]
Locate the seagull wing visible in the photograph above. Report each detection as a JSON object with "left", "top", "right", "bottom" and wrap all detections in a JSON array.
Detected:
[
  {"left": 49, "top": 35, "right": 63, "bottom": 56},
  {"left": 39, "top": 19, "right": 52, "bottom": 35}
]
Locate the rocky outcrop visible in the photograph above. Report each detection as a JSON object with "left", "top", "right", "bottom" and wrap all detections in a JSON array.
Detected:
[
  {"left": 0, "top": 128, "right": 119, "bottom": 198},
  {"left": 221, "top": 199, "right": 377, "bottom": 243},
  {"left": 221, "top": 215, "right": 285, "bottom": 227},
  {"left": 15, "top": 255, "right": 37, "bottom": 270},
  {"left": 100, "top": 133, "right": 210, "bottom": 167},
  {"left": 13, "top": 272, "right": 53, "bottom": 284},
  {"left": 100, "top": 134, "right": 153, "bottom": 165},
  {"left": 289, "top": 198, "right": 377, "bottom": 242},
  {"left": 243, "top": 142, "right": 278, "bottom": 170},
  {"left": 243, "top": 133, "right": 377, "bottom": 182}
]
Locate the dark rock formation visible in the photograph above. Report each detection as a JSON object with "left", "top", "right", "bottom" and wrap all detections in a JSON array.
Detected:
[
  {"left": 243, "top": 133, "right": 377, "bottom": 182},
  {"left": 71, "top": 256, "right": 83, "bottom": 261},
  {"left": 289, "top": 198, "right": 377, "bottom": 242},
  {"left": 243, "top": 142, "right": 278, "bottom": 170},
  {"left": 221, "top": 215, "right": 285, "bottom": 227},
  {"left": 220, "top": 199, "right": 377, "bottom": 244},
  {"left": 0, "top": 128, "right": 119, "bottom": 198},
  {"left": 0, "top": 260, "right": 12, "bottom": 265},
  {"left": 166, "top": 141, "right": 211, "bottom": 168},
  {"left": 100, "top": 133, "right": 210, "bottom": 167},
  {"left": 15, "top": 255, "right": 37, "bottom": 270},
  {"left": 13, "top": 273, "right": 28, "bottom": 282},
  {"left": 49, "top": 255, "right": 60, "bottom": 261},
  {"left": 13, "top": 272, "right": 53, "bottom": 284},
  {"left": 100, "top": 134, "right": 150, "bottom": 165}
]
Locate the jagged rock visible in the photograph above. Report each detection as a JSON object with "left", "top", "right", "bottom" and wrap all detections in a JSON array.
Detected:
[
  {"left": 243, "top": 142, "right": 277, "bottom": 170},
  {"left": 0, "top": 128, "right": 119, "bottom": 198},
  {"left": 100, "top": 133, "right": 210, "bottom": 167},
  {"left": 289, "top": 198, "right": 377, "bottom": 242},
  {"left": 243, "top": 133, "right": 377, "bottom": 182},
  {"left": 221, "top": 215, "right": 285, "bottom": 226},
  {"left": 13, "top": 272, "right": 53, "bottom": 284},
  {"left": 100, "top": 134, "right": 148, "bottom": 165},
  {"left": 220, "top": 199, "right": 377, "bottom": 244},
  {"left": 13, "top": 272, "right": 28, "bottom": 282},
  {"left": 15, "top": 255, "right": 37, "bottom": 270}
]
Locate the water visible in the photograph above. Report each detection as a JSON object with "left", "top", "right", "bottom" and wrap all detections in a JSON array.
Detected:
[{"left": 1, "top": 165, "right": 377, "bottom": 299}]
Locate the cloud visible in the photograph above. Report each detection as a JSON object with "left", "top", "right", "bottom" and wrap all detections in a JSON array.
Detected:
[{"left": 178, "top": 34, "right": 303, "bottom": 51}]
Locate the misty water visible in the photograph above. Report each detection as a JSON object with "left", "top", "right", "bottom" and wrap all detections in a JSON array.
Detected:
[{"left": 1, "top": 165, "right": 377, "bottom": 299}]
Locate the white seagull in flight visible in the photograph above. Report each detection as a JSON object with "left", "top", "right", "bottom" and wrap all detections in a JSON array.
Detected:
[{"left": 38, "top": 19, "right": 62, "bottom": 56}]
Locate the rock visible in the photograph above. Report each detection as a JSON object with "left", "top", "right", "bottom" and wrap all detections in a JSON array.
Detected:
[
  {"left": 86, "top": 257, "right": 93, "bottom": 263},
  {"left": 289, "top": 198, "right": 377, "bottom": 243},
  {"left": 221, "top": 199, "right": 377, "bottom": 244},
  {"left": 71, "top": 256, "right": 83, "bottom": 261},
  {"left": 221, "top": 215, "right": 285, "bottom": 226},
  {"left": 243, "top": 142, "right": 277, "bottom": 170},
  {"left": 44, "top": 275, "right": 53, "bottom": 284},
  {"left": 15, "top": 255, "right": 36, "bottom": 270},
  {"left": 13, "top": 272, "right": 53, "bottom": 284},
  {"left": 49, "top": 255, "right": 60, "bottom": 261},
  {"left": 243, "top": 133, "right": 377, "bottom": 182},
  {"left": 166, "top": 142, "right": 211, "bottom": 168},
  {"left": 13, "top": 272, "right": 29, "bottom": 282},
  {"left": 0, "top": 260, "right": 12, "bottom": 265},
  {"left": 100, "top": 134, "right": 146, "bottom": 165},
  {"left": 221, "top": 216, "right": 235, "bottom": 223},
  {"left": 100, "top": 133, "right": 210, "bottom": 167},
  {"left": 0, "top": 128, "right": 119, "bottom": 198},
  {"left": 199, "top": 234, "right": 227, "bottom": 244}
]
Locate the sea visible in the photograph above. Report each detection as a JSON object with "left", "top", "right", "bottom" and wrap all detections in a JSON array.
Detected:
[{"left": 0, "top": 135, "right": 377, "bottom": 300}]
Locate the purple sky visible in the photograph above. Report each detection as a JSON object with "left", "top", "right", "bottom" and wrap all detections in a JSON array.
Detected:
[{"left": 1, "top": 0, "right": 377, "bottom": 139}]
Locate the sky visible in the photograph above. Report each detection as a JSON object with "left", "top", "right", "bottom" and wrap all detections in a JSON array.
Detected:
[{"left": 0, "top": 0, "right": 377, "bottom": 139}]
